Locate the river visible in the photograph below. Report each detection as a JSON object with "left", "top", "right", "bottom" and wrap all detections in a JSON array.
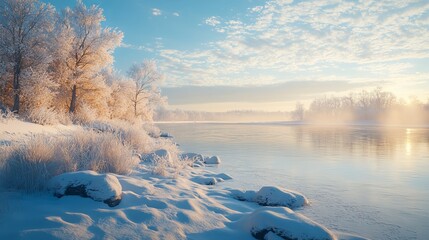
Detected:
[{"left": 158, "top": 123, "right": 429, "bottom": 240}]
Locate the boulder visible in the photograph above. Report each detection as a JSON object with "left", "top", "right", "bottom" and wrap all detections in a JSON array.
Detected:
[
  {"left": 160, "top": 132, "right": 173, "bottom": 138},
  {"left": 190, "top": 173, "right": 232, "bottom": 185},
  {"left": 231, "top": 186, "right": 308, "bottom": 209},
  {"left": 237, "top": 207, "right": 336, "bottom": 240},
  {"left": 48, "top": 171, "right": 122, "bottom": 207},
  {"left": 204, "top": 155, "right": 221, "bottom": 164},
  {"left": 255, "top": 186, "right": 309, "bottom": 209},
  {"left": 180, "top": 152, "right": 205, "bottom": 162}
]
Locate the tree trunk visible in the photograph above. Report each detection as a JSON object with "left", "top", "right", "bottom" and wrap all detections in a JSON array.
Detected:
[
  {"left": 69, "top": 84, "right": 77, "bottom": 113},
  {"left": 12, "top": 64, "right": 21, "bottom": 113}
]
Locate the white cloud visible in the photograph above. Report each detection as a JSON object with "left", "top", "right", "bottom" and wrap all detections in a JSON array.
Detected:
[
  {"left": 173, "top": 12, "right": 180, "bottom": 17},
  {"left": 250, "top": 6, "right": 263, "bottom": 13},
  {"left": 205, "top": 16, "right": 221, "bottom": 26},
  {"left": 152, "top": 8, "right": 161, "bottom": 16},
  {"left": 157, "top": 0, "right": 429, "bottom": 92}
]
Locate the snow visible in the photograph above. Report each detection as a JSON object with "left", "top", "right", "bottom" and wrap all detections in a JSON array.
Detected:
[
  {"left": 235, "top": 207, "right": 336, "bottom": 240},
  {"left": 0, "top": 119, "right": 368, "bottom": 240},
  {"left": 231, "top": 186, "right": 309, "bottom": 209},
  {"left": 204, "top": 155, "right": 222, "bottom": 164},
  {"left": 190, "top": 171, "right": 233, "bottom": 185},
  {"left": 180, "top": 152, "right": 205, "bottom": 162},
  {"left": 0, "top": 118, "right": 79, "bottom": 144},
  {"left": 141, "top": 149, "right": 172, "bottom": 162},
  {"left": 48, "top": 171, "right": 122, "bottom": 207},
  {"left": 181, "top": 152, "right": 221, "bottom": 165}
]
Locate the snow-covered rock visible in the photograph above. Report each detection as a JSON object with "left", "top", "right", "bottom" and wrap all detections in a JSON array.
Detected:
[
  {"left": 142, "top": 149, "right": 172, "bottom": 162},
  {"left": 48, "top": 171, "right": 122, "bottom": 207},
  {"left": 204, "top": 155, "right": 221, "bottom": 164},
  {"left": 191, "top": 173, "right": 233, "bottom": 185},
  {"left": 255, "top": 186, "right": 309, "bottom": 208},
  {"left": 236, "top": 207, "right": 336, "bottom": 240},
  {"left": 181, "top": 152, "right": 205, "bottom": 162},
  {"left": 231, "top": 186, "right": 308, "bottom": 209},
  {"left": 191, "top": 176, "right": 219, "bottom": 185}
]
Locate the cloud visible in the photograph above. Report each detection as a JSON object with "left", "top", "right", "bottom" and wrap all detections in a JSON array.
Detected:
[
  {"left": 162, "top": 80, "right": 382, "bottom": 105},
  {"left": 157, "top": 0, "right": 429, "bottom": 97},
  {"left": 152, "top": 8, "right": 161, "bottom": 16},
  {"left": 250, "top": 6, "right": 263, "bottom": 13},
  {"left": 120, "top": 43, "right": 154, "bottom": 52},
  {"left": 173, "top": 12, "right": 180, "bottom": 17},
  {"left": 205, "top": 16, "right": 221, "bottom": 26}
]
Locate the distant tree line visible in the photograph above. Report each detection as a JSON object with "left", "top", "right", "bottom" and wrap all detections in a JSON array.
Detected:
[
  {"left": 0, "top": 0, "right": 164, "bottom": 124},
  {"left": 155, "top": 108, "right": 290, "bottom": 122},
  {"left": 292, "top": 87, "right": 429, "bottom": 124}
]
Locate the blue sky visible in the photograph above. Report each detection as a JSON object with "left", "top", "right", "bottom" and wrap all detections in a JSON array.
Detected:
[{"left": 47, "top": 0, "right": 429, "bottom": 111}]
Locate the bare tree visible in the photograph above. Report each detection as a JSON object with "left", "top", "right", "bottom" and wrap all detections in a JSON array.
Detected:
[
  {"left": 128, "top": 61, "right": 164, "bottom": 120},
  {"left": 0, "top": 0, "right": 54, "bottom": 113}
]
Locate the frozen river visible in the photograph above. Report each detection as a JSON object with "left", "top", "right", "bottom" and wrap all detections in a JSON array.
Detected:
[{"left": 159, "top": 123, "right": 429, "bottom": 240}]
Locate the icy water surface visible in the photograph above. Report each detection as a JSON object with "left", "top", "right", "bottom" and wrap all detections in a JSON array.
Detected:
[{"left": 159, "top": 123, "right": 429, "bottom": 240}]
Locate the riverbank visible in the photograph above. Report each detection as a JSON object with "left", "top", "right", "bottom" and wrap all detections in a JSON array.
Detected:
[{"left": 0, "top": 118, "right": 367, "bottom": 239}]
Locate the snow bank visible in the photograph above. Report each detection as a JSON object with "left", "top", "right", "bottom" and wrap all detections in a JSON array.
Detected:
[
  {"left": 48, "top": 171, "right": 122, "bottom": 207},
  {"left": 236, "top": 207, "right": 336, "bottom": 240},
  {"left": 231, "top": 186, "right": 309, "bottom": 209}
]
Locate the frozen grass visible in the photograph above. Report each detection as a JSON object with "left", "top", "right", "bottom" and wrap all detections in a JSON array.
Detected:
[
  {"left": 0, "top": 130, "right": 139, "bottom": 192},
  {"left": 26, "top": 107, "right": 60, "bottom": 125},
  {"left": 0, "top": 119, "right": 188, "bottom": 191},
  {"left": 0, "top": 109, "right": 16, "bottom": 123}
]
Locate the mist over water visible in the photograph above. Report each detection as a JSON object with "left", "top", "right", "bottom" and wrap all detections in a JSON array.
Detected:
[{"left": 159, "top": 123, "right": 429, "bottom": 240}]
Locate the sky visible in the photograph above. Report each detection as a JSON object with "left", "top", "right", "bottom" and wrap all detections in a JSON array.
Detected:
[{"left": 47, "top": 0, "right": 429, "bottom": 112}]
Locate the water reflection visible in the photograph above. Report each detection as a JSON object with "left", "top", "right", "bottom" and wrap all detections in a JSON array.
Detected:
[{"left": 289, "top": 126, "right": 429, "bottom": 162}]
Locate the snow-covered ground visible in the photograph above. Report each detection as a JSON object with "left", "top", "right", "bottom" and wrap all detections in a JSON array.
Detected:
[
  {"left": 0, "top": 119, "right": 367, "bottom": 239},
  {"left": 0, "top": 118, "right": 80, "bottom": 145}
]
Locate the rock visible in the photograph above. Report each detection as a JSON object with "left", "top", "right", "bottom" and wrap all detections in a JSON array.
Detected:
[
  {"left": 190, "top": 173, "right": 232, "bottom": 185},
  {"left": 237, "top": 207, "right": 336, "bottom": 240},
  {"left": 230, "top": 186, "right": 308, "bottom": 209},
  {"left": 191, "top": 176, "right": 219, "bottom": 185},
  {"left": 160, "top": 132, "right": 173, "bottom": 138},
  {"left": 230, "top": 189, "right": 257, "bottom": 202},
  {"left": 204, "top": 155, "right": 221, "bottom": 164},
  {"left": 48, "top": 171, "right": 122, "bottom": 207},
  {"left": 180, "top": 152, "right": 205, "bottom": 162},
  {"left": 255, "top": 186, "right": 309, "bottom": 209}
]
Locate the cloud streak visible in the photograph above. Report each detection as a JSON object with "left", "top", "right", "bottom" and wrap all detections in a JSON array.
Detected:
[{"left": 162, "top": 80, "right": 382, "bottom": 105}]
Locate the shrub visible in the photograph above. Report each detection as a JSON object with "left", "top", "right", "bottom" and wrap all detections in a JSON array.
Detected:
[
  {"left": 0, "top": 130, "right": 138, "bottom": 192},
  {"left": 26, "top": 107, "right": 59, "bottom": 125}
]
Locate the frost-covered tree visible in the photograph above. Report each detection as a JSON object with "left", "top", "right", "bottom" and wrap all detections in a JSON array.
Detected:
[
  {"left": 52, "top": 0, "right": 122, "bottom": 114},
  {"left": 0, "top": 0, "right": 54, "bottom": 113},
  {"left": 128, "top": 61, "right": 165, "bottom": 121},
  {"left": 291, "top": 102, "right": 304, "bottom": 121},
  {"left": 104, "top": 69, "right": 134, "bottom": 121}
]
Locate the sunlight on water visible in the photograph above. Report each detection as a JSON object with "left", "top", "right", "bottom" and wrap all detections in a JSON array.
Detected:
[{"left": 159, "top": 123, "right": 429, "bottom": 240}]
